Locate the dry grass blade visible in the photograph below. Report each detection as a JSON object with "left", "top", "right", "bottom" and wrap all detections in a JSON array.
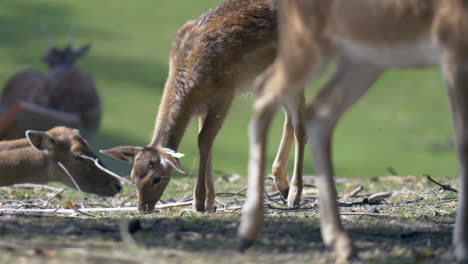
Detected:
[{"left": 426, "top": 174, "right": 458, "bottom": 193}]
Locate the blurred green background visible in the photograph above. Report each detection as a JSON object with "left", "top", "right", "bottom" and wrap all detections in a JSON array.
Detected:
[{"left": 0, "top": 0, "right": 458, "bottom": 183}]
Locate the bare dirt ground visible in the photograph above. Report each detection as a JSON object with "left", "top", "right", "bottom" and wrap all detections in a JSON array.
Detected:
[{"left": 0, "top": 175, "right": 461, "bottom": 264}]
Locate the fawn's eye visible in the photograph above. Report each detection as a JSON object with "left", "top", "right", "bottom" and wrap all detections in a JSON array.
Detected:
[{"left": 152, "top": 176, "right": 162, "bottom": 185}]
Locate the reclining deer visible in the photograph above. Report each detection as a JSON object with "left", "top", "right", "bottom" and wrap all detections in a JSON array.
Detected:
[
  {"left": 239, "top": 0, "right": 468, "bottom": 262},
  {"left": 0, "top": 126, "right": 122, "bottom": 196},
  {"left": 102, "top": 0, "right": 307, "bottom": 212},
  {"left": 1, "top": 26, "right": 101, "bottom": 141}
]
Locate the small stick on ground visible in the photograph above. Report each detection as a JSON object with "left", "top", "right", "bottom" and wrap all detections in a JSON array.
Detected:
[
  {"left": 3, "top": 184, "right": 64, "bottom": 192},
  {"left": 341, "top": 186, "right": 364, "bottom": 199},
  {"left": 156, "top": 201, "right": 192, "bottom": 210},
  {"left": 47, "top": 205, "right": 62, "bottom": 216},
  {"left": 340, "top": 212, "right": 389, "bottom": 217},
  {"left": 177, "top": 209, "right": 193, "bottom": 218},
  {"left": 426, "top": 174, "right": 458, "bottom": 193},
  {"left": 73, "top": 208, "right": 96, "bottom": 217},
  {"left": 368, "top": 192, "right": 392, "bottom": 203},
  {"left": 43, "top": 188, "right": 68, "bottom": 206}
]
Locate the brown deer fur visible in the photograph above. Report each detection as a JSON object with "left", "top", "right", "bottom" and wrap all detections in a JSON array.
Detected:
[
  {"left": 102, "top": 0, "right": 307, "bottom": 213},
  {"left": 0, "top": 126, "right": 121, "bottom": 196},
  {"left": 1, "top": 40, "right": 101, "bottom": 141},
  {"left": 239, "top": 0, "right": 468, "bottom": 262}
]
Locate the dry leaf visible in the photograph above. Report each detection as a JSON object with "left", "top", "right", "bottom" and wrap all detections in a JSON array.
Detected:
[{"left": 64, "top": 201, "right": 76, "bottom": 209}]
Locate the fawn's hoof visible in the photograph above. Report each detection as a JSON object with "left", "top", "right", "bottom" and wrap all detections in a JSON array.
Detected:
[
  {"left": 287, "top": 201, "right": 300, "bottom": 208},
  {"left": 238, "top": 236, "right": 254, "bottom": 253},
  {"left": 280, "top": 188, "right": 289, "bottom": 200},
  {"left": 193, "top": 200, "right": 205, "bottom": 212}
]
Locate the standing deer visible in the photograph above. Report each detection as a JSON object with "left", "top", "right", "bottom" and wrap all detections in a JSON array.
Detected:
[
  {"left": 102, "top": 0, "right": 307, "bottom": 213},
  {"left": 239, "top": 0, "right": 468, "bottom": 262},
  {"left": 0, "top": 126, "right": 122, "bottom": 196},
  {"left": 1, "top": 26, "right": 101, "bottom": 141}
]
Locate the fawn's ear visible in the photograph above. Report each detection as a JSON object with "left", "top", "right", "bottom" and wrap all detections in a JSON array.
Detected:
[
  {"left": 26, "top": 130, "right": 56, "bottom": 152},
  {"left": 160, "top": 148, "right": 186, "bottom": 174},
  {"left": 75, "top": 43, "right": 91, "bottom": 58},
  {"left": 100, "top": 146, "right": 142, "bottom": 163}
]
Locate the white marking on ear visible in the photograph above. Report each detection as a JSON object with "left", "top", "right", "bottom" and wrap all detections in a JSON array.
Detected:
[
  {"left": 160, "top": 159, "right": 169, "bottom": 168},
  {"left": 161, "top": 148, "right": 185, "bottom": 158}
]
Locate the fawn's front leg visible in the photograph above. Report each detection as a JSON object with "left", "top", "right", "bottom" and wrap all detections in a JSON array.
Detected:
[
  {"left": 194, "top": 104, "right": 231, "bottom": 212},
  {"left": 283, "top": 93, "right": 306, "bottom": 207},
  {"left": 271, "top": 113, "right": 294, "bottom": 199}
]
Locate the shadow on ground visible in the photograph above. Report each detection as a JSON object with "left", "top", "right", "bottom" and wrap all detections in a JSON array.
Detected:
[{"left": 0, "top": 212, "right": 456, "bottom": 264}]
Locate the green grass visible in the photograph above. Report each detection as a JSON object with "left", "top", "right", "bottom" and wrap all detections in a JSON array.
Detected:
[{"left": 0, "top": 1, "right": 458, "bottom": 183}]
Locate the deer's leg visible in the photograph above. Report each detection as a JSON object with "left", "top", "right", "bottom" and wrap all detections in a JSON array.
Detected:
[
  {"left": 440, "top": 51, "right": 468, "bottom": 261},
  {"left": 307, "top": 57, "right": 382, "bottom": 260},
  {"left": 287, "top": 93, "right": 307, "bottom": 207},
  {"left": 238, "top": 96, "right": 277, "bottom": 251},
  {"left": 271, "top": 112, "right": 294, "bottom": 199},
  {"left": 194, "top": 104, "right": 230, "bottom": 212}
]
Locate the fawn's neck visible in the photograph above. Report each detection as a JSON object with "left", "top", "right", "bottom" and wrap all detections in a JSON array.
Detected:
[
  {"left": 0, "top": 138, "right": 31, "bottom": 151},
  {"left": 0, "top": 144, "right": 57, "bottom": 186},
  {"left": 149, "top": 82, "right": 192, "bottom": 150}
]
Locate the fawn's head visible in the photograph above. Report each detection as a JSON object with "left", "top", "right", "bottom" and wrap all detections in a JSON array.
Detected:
[
  {"left": 42, "top": 44, "right": 91, "bottom": 68},
  {"left": 101, "top": 146, "right": 185, "bottom": 213},
  {"left": 41, "top": 24, "right": 91, "bottom": 68},
  {"left": 26, "top": 126, "right": 122, "bottom": 196}
]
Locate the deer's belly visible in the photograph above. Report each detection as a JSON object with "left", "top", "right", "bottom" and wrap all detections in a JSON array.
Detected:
[{"left": 337, "top": 36, "right": 440, "bottom": 69}]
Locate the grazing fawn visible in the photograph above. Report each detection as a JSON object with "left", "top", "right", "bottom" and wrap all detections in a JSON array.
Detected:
[
  {"left": 0, "top": 126, "right": 122, "bottom": 196},
  {"left": 239, "top": 0, "right": 468, "bottom": 262},
  {"left": 1, "top": 26, "right": 101, "bottom": 141},
  {"left": 102, "top": 0, "right": 307, "bottom": 213}
]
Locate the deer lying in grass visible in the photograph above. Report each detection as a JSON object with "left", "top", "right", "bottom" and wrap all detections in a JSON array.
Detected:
[
  {"left": 0, "top": 126, "right": 122, "bottom": 196},
  {"left": 102, "top": 0, "right": 307, "bottom": 212},
  {"left": 1, "top": 26, "right": 101, "bottom": 141},
  {"left": 239, "top": 0, "right": 468, "bottom": 262}
]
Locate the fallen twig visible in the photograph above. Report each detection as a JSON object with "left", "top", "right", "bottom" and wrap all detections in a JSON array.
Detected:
[
  {"left": 367, "top": 192, "right": 392, "bottom": 203},
  {"left": 177, "top": 209, "right": 193, "bottom": 218},
  {"left": 2, "top": 184, "right": 64, "bottom": 192},
  {"left": 44, "top": 188, "right": 68, "bottom": 206},
  {"left": 156, "top": 201, "right": 193, "bottom": 210},
  {"left": 46, "top": 205, "right": 62, "bottom": 216},
  {"left": 73, "top": 208, "right": 96, "bottom": 217},
  {"left": 0, "top": 201, "right": 194, "bottom": 215},
  {"left": 342, "top": 186, "right": 364, "bottom": 199},
  {"left": 340, "top": 212, "right": 389, "bottom": 217},
  {"left": 426, "top": 174, "right": 458, "bottom": 193}
]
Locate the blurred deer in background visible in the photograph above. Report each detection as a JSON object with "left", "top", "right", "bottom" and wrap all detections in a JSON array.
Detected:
[
  {"left": 0, "top": 126, "right": 122, "bottom": 196},
  {"left": 1, "top": 25, "right": 101, "bottom": 141},
  {"left": 102, "top": 0, "right": 307, "bottom": 213},
  {"left": 239, "top": 0, "right": 468, "bottom": 262}
]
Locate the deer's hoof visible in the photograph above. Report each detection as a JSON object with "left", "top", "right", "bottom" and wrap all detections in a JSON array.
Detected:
[
  {"left": 238, "top": 236, "right": 254, "bottom": 253},
  {"left": 193, "top": 200, "right": 205, "bottom": 212},
  {"left": 280, "top": 188, "right": 289, "bottom": 200},
  {"left": 287, "top": 201, "right": 300, "bottom": 208},
  {"left": 455, "top": 244, "right": 468, "bottom": 262}
]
